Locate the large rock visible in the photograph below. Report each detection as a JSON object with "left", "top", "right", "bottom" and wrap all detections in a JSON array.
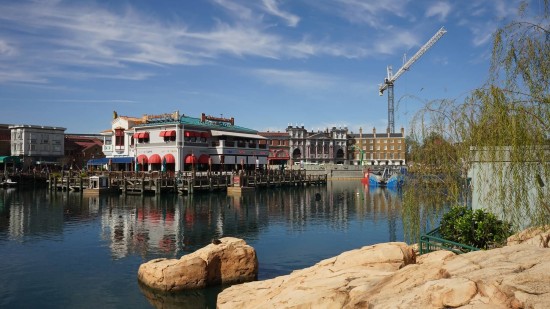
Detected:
[
  {"left": 507, "top": 225, "right": 550, "bottom": 248},
  {"left": 218, "top": 238, "right": 550, "bottom": 309},
  {"left": 217, "top": 242, "right": 415, "bottom": 309},
  {"left": 138, "top": 237, "right": 257, "bottom": 292}
]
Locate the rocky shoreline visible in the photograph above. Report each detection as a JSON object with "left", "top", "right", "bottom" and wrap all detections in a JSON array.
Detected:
[
  {"left": 217, "top": 227, "right": 550, "bottom": 308},
  {"left": 137, "top": 228, "right": 550, "bottom": 308}
]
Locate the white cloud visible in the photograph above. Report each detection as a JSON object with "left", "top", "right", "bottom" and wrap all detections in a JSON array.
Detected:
[
  {"left": 329, "top": 0, "right": 411, "bottom": 27},
  {"left": 0, "top": 39, "right": 17, "bottom": 56},
  {"left": 373, "top": 31, "right": 419, "bottom": 55},
  {"left": 426, "top": 2, "right": 451, "bottom": 21},
  {"left": 261, "top": 0, "right": 300, "bottom": 27}
]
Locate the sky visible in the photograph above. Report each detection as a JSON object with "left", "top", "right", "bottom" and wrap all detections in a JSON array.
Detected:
[{"left": 0, "top": 0, "right": 542, "bottom": 134}]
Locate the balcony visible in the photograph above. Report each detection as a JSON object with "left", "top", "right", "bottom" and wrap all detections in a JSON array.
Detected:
[{"left": 103, "top": 145, "right": 113, "bottom": 152}]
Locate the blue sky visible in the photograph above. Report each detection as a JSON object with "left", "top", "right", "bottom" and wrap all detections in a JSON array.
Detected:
[{"left": 0, "top": 0, "right": 539, "bottom": 134}]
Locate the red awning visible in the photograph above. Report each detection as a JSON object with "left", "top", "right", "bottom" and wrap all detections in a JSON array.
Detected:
[
  {"left": 185, "top": 131, "right": 201, "bottom": 137},
  {"left": 165, "top": 130, "right": 176, "bottom": 137},
  {"left": 185, "top": 154, "right": 197, "bottom": 164},
  {"left": 134, "top": 132, "right": 150, "bottom": 139},
  {"left": 149, "top": 154, "right": 161, "bottom": 164},
  {"left": 137, "top": 154, "right": 148, "bottom": 164},
  {"left": 198, "top": 154, "right": 210, "bottom": 164},
  {"left": 163, "top": 154, "right": 175, "bottom": 164},
  {"left": 200, "top": 132, "right": 210, "bottom": 138},
  {"left": 159, "top": 130, "right": 176, "bottom": 137}
]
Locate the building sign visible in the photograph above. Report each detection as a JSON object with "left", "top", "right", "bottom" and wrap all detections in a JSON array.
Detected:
[
  {"left": 201, "top": 113, "right": 235, "bottom": 126},
  {"left": 145, "top": 111, "right": 180, "bottom": 123}
]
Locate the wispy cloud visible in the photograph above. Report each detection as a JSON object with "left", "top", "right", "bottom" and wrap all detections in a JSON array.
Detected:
[
  {"left": 426, "top": 2, "right": 452, "bottom": 21},
  {"left": 373, "top": 31, "right": 419, "bottom": 55},
  {"left": 329, "top": 0, "right": 412, "bottom": 27},
  {"left": 261, "top": 0, "right": 300, "bottom": 27}
]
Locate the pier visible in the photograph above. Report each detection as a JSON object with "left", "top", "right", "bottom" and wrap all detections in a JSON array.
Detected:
[{"left": 47, "top": 170, "right": 327, "bottom": 195}]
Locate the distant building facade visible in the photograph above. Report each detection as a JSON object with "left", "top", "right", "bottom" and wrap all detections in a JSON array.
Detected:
[
  {"left": 258, "top": 131, "right": 290, "bottom": 168},
  {"left": 287, "top": 125, "right": 349, "bottom": 165},
  {"left": 98, "top": 111, "right": 269, "bottom": 172},
  {"left": 9, "top": 124, "right": 66, "bottom": 168},
  {"left": 348, "top": 127, "right": 406, "bottom": 166},
  {"left": 0, "top": 124, "right": 11, "bottom": 156},
  {"left": 64, "top": 135, "right": 104, "bottom": 170}
]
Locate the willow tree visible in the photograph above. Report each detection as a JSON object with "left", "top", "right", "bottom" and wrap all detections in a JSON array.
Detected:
[{"left": 403, "top": 1, "right": 550, "bottom": 239}]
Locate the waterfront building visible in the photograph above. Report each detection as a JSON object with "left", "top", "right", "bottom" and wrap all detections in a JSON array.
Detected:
[
  {"left": 9, "top": 124, "right": 66, "bottom": 169},
  {"left": 286, "top": 125, "right": 349, "bottom": 165},
  {"left": 258, "top": 131, "right": 290, "bottom": 168},
  {"left": 64, "top": 135, "right": 104, "bottom": 170},
  {"left": 98, "top": 111, "right": 268, "bottom": 172},
  {"left": 0, "top": 124, "right": 11, "bottom": 156},
  {"left": 348, "top": 127, "right": 406, "bottom": 166}
]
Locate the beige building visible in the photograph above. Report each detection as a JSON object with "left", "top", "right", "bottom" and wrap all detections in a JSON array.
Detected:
[
  {"left": 9, "top": 124, "right": 66, "bottom": 167},
  {"left": 348, "top": 127, "right": 406, "bottom": 166}
]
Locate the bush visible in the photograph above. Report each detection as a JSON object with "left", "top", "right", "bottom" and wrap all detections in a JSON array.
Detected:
[{"left": 439, "top": 206, "right": 512, "bottom": 249}]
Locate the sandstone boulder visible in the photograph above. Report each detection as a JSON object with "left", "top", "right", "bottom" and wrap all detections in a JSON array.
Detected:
[
  {"left": 507, "top": 225, "right": 550, "bottom": 248},
  {"left": 217, "top": 242, "right": 415, "bottom": 309},
  {"left": 138, "top": 237, "right": 257, "bottom": 292},
  {"left": 218, "top": 240, "right": 550, "bottom": 309}
]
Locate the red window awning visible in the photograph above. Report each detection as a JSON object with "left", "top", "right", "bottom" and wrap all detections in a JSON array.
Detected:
[
  {"left": 165, "top": 130, "right": 176, "bottom": 137},
  {"left": 159, "top": 131, "right": 166, "bottom": 137},
  {"left": 163, "top": 154, "right": 175, "bottom": 164},
  {"left": 134, "top": 132, "right": 150, "bottom": 139},
  {"left": 198, "top": 154, "right": 210, "bottom": 164},
  {"left": 149, "top": 154, "right": 161, "bottom": 164},
  {"left": 185, "top": 154, "right": 197, "bottom": 164},
  {"left": 185, "top": 131, "right": 201, "bottom": 137},
  {"left": 137, "top": 154, "right": 148, "bottom": 164}
]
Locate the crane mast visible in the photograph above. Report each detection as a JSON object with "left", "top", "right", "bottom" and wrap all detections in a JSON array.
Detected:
[{"left": 378, "top": 27, "right": 447, "bottom": 133}]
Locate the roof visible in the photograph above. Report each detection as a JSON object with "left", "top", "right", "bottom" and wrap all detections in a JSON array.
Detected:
[
  {"left": 0, "top": 156, "right": 21, "bottom": 164},
  {"left": 349, "top": 133, "right": 404, "bottom": 139},
  {"left": 211, "top": 130, "right": 267, "bottom": 140},
  {"left": 258, "top": 132, "right": 290, "bottom": 138},
  {"left": 179, "top": 115, "right": 257, "bottom": 134}
]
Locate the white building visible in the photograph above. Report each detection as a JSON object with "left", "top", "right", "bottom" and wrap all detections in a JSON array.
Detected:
[
  {"left": 96, "top": 111, "right": 269, "bottom": 172},
  {"left": 9, "top": 124, "right": 66, "bottom": 166}
]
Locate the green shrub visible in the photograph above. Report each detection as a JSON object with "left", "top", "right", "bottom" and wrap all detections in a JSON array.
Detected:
[{"left": 439, "top": 206, "right": 512, "bottom": 249}]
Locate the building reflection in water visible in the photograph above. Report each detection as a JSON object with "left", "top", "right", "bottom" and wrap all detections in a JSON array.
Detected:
[{"left": 0, "top": 181, "right": 403, "bottom": 260}]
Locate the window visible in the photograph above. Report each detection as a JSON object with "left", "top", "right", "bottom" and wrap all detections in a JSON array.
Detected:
[
  {"left": 391, "top": 145, "right": 394, "bottom": 150},
  {"left": 370, "top": 140, "right": 373, "bottom": 144},
  {"left": 398, "top": 145, "right": 401, "bottom": 150},
  {"left": 384, "top": 139, "right": 387, "bottom": 143},
  {"left": 384, "top": 146, "right": 387, "bottom": 150},
  {"left": 115, "top": 129, "right": 124, "bottom": 146},
  {"left": 377, "top": 146, "right": 380, "bottom": 150},
  {"left": 398, "top": 139, "right": 402, "bottom": 143},
  {"left": 370, "top": 146, "right": 373, "bottom": 150}
]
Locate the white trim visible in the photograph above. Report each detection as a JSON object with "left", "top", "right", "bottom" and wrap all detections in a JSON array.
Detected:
[{"left": 210, "top": 130, "right": 267, "bottom": 140}]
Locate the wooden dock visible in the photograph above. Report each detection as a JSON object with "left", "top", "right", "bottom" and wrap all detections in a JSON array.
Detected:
[{"left": 48, "top": 170, "right": 327, "bottom": 195}]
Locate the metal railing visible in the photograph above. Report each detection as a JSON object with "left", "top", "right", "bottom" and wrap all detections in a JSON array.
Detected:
[{"left": 419, "top": 227, "right": 480, "bottom": 255}]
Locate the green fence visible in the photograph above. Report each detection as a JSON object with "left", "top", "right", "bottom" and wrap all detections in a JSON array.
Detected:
[{"left": 419, "top": 227, "right": 480, "bottom": 255}]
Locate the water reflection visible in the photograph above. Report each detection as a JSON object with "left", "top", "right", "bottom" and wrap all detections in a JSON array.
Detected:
[{"left": 0, "top": 181, "right": 405, "bottom": 308}]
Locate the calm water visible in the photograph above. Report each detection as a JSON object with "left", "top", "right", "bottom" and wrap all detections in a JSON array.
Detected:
[{"left": 0, "top": 181, "right": 405, "bottom": 308}]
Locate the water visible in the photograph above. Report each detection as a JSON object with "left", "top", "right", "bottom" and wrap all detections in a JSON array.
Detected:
[{"left": 0, "top": 181, "right": 405, "bottom": 308}]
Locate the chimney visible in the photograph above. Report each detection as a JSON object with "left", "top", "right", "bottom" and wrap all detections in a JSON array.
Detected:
[{"left": 359, "top": 127, "right": 363, "bottom": 139}]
